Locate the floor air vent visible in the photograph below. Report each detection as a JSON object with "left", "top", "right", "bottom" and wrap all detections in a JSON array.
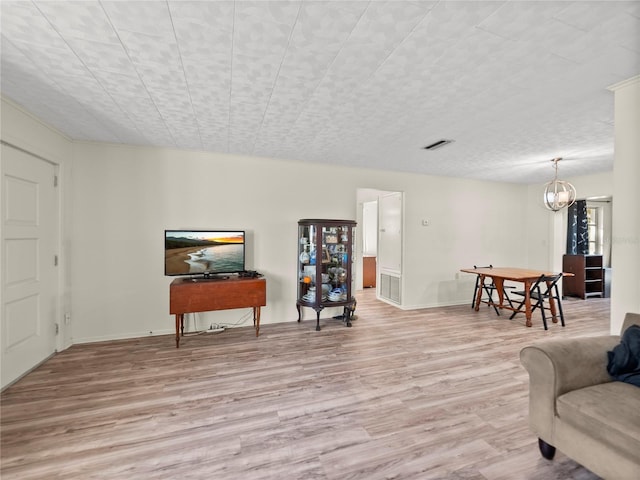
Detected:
[{"left": 380, "top": 274, "right": 401, "bottom": 304}]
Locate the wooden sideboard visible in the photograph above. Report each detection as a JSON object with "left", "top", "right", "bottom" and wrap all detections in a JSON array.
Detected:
[
  {"left": 562, "top": 254, "right": 604, "bottom": 299},
  {"left": 170, "top": 276, "right": 266, "bottom": 348},
  {"left": 363, "top": 256, "right": 376, "bottom": 288}
]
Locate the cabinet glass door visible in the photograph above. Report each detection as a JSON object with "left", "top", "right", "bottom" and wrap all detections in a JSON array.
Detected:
[
  {"left": 298, "top": 224, "right": 315, "bottom": 302},
  {"left": 323, "top": 224, "right": 351, "bottom": 303}
]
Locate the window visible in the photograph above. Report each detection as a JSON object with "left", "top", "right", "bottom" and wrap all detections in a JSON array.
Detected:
[{"left": 586, "top": 206, "right": 603, "bottom": 255}]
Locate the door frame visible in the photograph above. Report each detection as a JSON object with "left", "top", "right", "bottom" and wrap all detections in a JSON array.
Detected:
[{"left": 1, "top": 140, "right": 65, "bottom": 389}]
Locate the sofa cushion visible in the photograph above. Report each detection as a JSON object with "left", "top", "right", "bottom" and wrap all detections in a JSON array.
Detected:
[{"left": 557, "top": 381, "right": 640, "bottom": 462}]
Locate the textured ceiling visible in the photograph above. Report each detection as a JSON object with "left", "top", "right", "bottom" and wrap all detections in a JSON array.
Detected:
[{"left": 1, "top": 1, "right": 639, "bottom": 184}]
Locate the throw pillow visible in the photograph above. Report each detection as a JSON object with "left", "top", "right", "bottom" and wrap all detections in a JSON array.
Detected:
[{"left": 607, "top": 324, "right": 640, "bottom": 387}]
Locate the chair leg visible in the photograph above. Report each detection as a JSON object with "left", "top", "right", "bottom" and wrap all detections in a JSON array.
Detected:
[
  {"left": 503, "top": 289, "right": 514, "bottom": 308},
  {"left": 509, "top": 299, "right": 525, "bottom": 320},
  {"left": 483, "top": 285, "right": 500, "bottom": 315},
  {"left": 530, "top": 300, "right": 540, "bottom": 314},
  {"left": 554, "top": 286, "right": 565, "bottom": 327},
  {"left": 539, "top": 299, "right": 548, "bottom": 330}
]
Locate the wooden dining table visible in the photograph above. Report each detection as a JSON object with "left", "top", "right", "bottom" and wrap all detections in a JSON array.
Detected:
[{"left": 460, "top": 267, "right": 571, "bottom": 327}]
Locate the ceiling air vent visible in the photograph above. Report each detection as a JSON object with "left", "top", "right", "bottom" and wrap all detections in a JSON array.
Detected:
[{"left": 423, "top": 139, "right": 454, "bottom": 151}]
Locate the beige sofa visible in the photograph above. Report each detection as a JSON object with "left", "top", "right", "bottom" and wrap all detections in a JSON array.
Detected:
[{"left": 520, "top": 312, "right": 640, "bottom": 479}]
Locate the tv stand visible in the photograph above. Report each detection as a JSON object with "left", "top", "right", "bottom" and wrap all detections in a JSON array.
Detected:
[{"left": 170, "top": 276, "right": 266, "bottom": 348}]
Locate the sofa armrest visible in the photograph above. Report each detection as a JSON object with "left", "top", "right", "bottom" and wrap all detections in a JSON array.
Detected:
[
  {"left": 520, "top": 335, "right": 620, "bottom": 441},
  {"left": 621, "top": 312, "right": 640, "bottom": 334}
]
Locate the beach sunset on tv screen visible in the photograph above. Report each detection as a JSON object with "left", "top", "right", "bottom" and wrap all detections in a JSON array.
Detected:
[{"left": 164, "top": 230, "right": 245, "bottom": 276}]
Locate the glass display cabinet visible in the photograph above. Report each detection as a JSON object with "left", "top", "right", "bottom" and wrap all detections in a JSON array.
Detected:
[{"left": 297, "top": 219, "right": 357, "bottom": 331}]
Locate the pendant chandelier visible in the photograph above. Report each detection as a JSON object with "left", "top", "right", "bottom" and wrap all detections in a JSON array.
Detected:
[{"left": 543, "top": 157, "right": 576, "bottom": 211}]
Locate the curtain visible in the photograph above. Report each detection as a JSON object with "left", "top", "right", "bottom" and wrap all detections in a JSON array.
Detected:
[{"left": 567, "top": 200, "right": 589, "bottom": 254}]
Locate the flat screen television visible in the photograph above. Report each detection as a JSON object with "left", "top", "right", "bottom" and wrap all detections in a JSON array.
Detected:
[{"left": 165, "top": 230, "right": 245, "bottom": 277}]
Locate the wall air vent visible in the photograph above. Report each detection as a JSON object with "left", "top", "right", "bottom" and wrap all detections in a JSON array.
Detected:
[{"left": 423, "top": 139, "right": 454, "bottom": 150}]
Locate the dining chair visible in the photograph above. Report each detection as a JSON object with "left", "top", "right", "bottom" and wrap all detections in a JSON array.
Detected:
[
  {"left": 509, "top": 273, "right": 565, "bottom": 330},
  {"left": 471, "top": 265, "right": 513, "bottom": 316}
]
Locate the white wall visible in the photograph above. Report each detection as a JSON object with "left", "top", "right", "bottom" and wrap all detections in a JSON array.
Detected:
[
  {"left": 70, "top": 141, "right": 536, "bottom": 342},
  {"left": 568, "top": 172, "right": 614, "bottom": 199},
  {"left": 610, "top": 76, "right": 640, "bottom": 334},
  {"left": 3, "top": 96, "right": 627, "bottom": 346},
  {"left": 400, "top": 177, "right": 528, "bottom": 308}
]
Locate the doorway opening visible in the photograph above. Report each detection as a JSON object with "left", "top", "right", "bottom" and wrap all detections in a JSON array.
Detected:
[{"left": 357, "top": 188, "right": 403, "bottom": 306}]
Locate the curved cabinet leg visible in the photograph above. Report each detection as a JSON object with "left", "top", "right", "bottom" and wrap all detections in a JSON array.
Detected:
[
  {"left": 346, "top": 299, "right": 357, "bottom": 327},
  {"left": 311, "top": 305, "right": 324, "bottom": 331},
  {"left": 538, "top": 438, "right": 556, "bottom": 460},
  {"left": 344, "top": 306, "right": 353, "bottom": 327},
  {"left": 296, "top": 303, "right": 302, "bottom": 322}
]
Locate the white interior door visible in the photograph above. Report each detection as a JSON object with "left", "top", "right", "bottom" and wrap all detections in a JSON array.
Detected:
[
  {"left": 378, "top": 192, "right": 402, "bottom": 304},
  {"left": 1, "top": 144, "right": 58, "bottom": 389},
  {"left": 378, "top": 192, "right": 402, "bottom": 274}
]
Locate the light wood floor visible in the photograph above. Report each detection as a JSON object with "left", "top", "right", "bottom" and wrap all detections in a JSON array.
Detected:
[{"left": 2, "top": 290, "right": 611, "bottom": 480}]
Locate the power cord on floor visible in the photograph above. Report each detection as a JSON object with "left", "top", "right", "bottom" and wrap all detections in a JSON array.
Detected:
[
  {"left": 182, "top": 310, "right": 253, "bottom": 336},
  {"left": 205, "top": 323, "right": 225, "bottom": 333},
  {"left": 182, "top": 313, "right": 226, "bottom": 336},
  {"left": 217, "top": 310, "right": 254, "bottom": 329}
]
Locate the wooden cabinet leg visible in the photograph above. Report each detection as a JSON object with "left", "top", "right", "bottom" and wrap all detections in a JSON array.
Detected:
[
  {"left": 254, "top": 306, "right": 261, "bottom": 337},
  {"left": 524, "top": 281, "right": 533, "bottom": 327},
  {"left": 175, "top": 314, "right": 183, "bottom": 348}
]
